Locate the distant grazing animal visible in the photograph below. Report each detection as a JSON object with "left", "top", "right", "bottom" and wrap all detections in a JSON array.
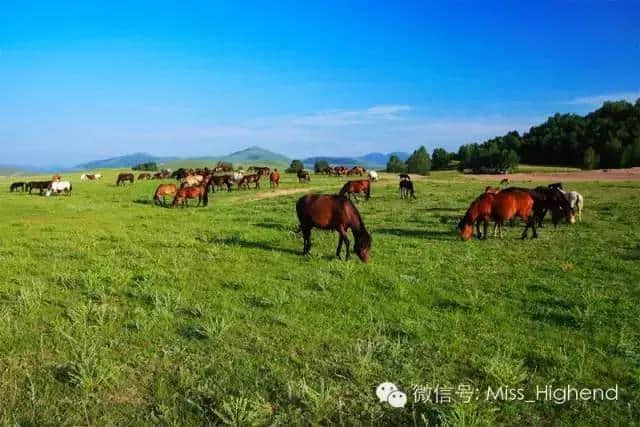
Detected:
[
  {"left": 500, "top": 178, "right": 510, "bottom": 186},
  {"left": 558, "top": 189, "right": 584, "bottom": 223},
  {"left": 153, "top": 183, "right": 177, "bottom": 205},
  {"left": 138, "top": 173, "right": 152, "bottom": 180},
  {"left": 458, "top": 189, "right": 537, "bottom": 240},
  {"left": 94, "top": 173, "right": 103, "bottom": 180},
  {"left": 210, "top": 175, "right": 233, "bottom": 192},
  {"left": 27, "top": 181, "right": 53, "bottom": 195},
  {"left": 399, "top": 173, "right": 411, "bottom": 181},
  {"left": 269, "top": 169, "right": 281, "bottom": 188},
  {"left": 47, "top": 180, "right": 72, "bottom": 196},
  {"left": 154, "top": 171, "right": 171, "bottom": 179},
  {"left": 10, "top": 182, "right": 25, "bottom": 192},
  {"left": 238, "top": 174, "right": 261, "bottom": 190},
  {"left": 367, "top": 170, "right": 378, "bottom": 181},
  {"left": 399, "top": 180, "right": 416, "bottom": 199},
  {"left": 339, "top": 179, "right": 371, "bottom": 202},
  {"left": 296, "top": 194, "right": 371, "bottom": 262},
  {"left": 232, "top": 172, "right": 244, "bottom": 183},
  {"left": 116, "top": 173, "right": 134, "bottom": 186},
  {"left": 347, "top": 166, "right": 366, "bottom": 176},
  {"left": 333, "top": 166, "right": 347, "bottom": 176},
  {"left": 172, "top": 185, "right": 209, "bottom": 208},
  {"left": 80, "top": 174, "right": 93, "bottom": 181},
  {"left": 52, "top": 175, "right": 62, "bottom": 182},
  {"left": 319, "top": 166, "right": 333, "bottom": 175},
  {"left": 548, "top": 182, "right": 563, "bottom": 190},
  {"left": 297, "top": 170, "right": 311, "bottom": 183}
]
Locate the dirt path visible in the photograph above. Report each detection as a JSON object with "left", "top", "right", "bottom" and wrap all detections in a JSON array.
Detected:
[{"left": 463, "top": 167, "right": 640, "bottom": 183}]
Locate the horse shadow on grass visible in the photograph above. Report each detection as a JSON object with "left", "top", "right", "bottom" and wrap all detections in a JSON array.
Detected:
[
  {"left": 133, "top": 199, "right": 172, "bottom": 208},
  {"left": 376, "top": 227, "right": 453, "bottom": 241},
  {"left": 204, "top": 236, "right": 301, "bottom": 256}
]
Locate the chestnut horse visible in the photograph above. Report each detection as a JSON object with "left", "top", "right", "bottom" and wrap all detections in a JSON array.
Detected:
[
  {"left": 154, "top": 184, "right": 177, "bottom": 205},
  {"left": 172, "top": 184, "right": 209, "bottom": 208},
  {"left": 296, "top": 194, "right": 371, "bottom": 262},
  {"left": 269, "top": 169, "right": 281, "bottom": 188},
  {"left": 339, "top": 179, "right": 370, "bottom": 202},
  {"left": 116, "top": 173, "right": 134, "bottom": 186},
  {"left": 459, "top": 189, "right": 537, "bottom": 240}
]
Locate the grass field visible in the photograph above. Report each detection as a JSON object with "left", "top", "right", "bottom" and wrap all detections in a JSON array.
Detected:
[{"left": 0, "top": 170, "right": 638, "bottom": 425}]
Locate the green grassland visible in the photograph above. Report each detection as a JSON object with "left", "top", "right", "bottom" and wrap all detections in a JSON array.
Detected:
[{"left": 0, "top": 170, "right": 638, "bottom": 425}]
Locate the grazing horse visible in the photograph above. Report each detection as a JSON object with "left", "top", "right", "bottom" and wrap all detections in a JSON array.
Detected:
[
  {"left": 52, "top": 174, "right": 62, "bottom": 182},
  {"left": 399, "top": 180, "right": 416, "bottom": 199},
  {"left": 172, "top": 185, "right": 209, "bottom": 208},
  {"left": 138, "top": 173, "right": 152, "bottom": 180},
  {"left": 347, "top": 166, "right": 366, "bottom": 176},
  {"left": 297, "top": 170, "right": 311, "bottom": 183},
  {"left": 368, "top": 170, "right": 378, "bottom": 181},
  {"left": 296, "top": 194, "right": 372, "bottom": 262},
  {"left": 459, "top": 189, "right": 537, "bottom": 240},
  {"left": 238, "top": 174, "right": 261, "bottom": 190},
  {"left": 320, "top": 166, "right": 333, "bottom": 175},
  {"left": 558, "top": 189, "right": 584, "bottom": 222},
  {"left": 399, "top": 173, "right": 411, "bottom": 181},
  {"left": 530, "top": 186, "right": 573, "bottom": 226},
  {"left": 27, "top": 181, "right": 53, "bottom": 195},
  {"left": 500, "top": 178, "right": 510, "bottom": 186},
  {"left": 210, "top": 175, "right": 233, "bottom": 192},
  {"left": 153, "top": 184, "right": 177, "bottom": 205},
  {"left": 47, "top": 181, "right": 72, "bottom": 196},
  {"left": 333, "top": 166, "right": 347, "bottom": 176},
  {"left": 80, "top": 174, "right": 95, "bottom": 181},
  {"left": 269, "top": 169, "right": 281, "bottom": 188},
  {"left": 116, "top": 173, "right": 134, "bottom": 186},
  {"left": 10, "top": 182, "right": 25, "bottom": 192},
  {"left": 339, "top": 179, "right": 371, "bottom": 202}
]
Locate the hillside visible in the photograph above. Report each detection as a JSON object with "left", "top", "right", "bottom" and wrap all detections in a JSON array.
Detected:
[
  {"left": 74, "top": 153, "right": 178, "bottom": 170},
  {"left": 163, "top": 146, "right": 291, "bottom": 169},
  {"left": 303, "top": 151, "right": 410, "bottom": 168}
]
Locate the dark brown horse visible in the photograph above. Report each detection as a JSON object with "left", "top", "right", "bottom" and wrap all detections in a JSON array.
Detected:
[
  {"left": 10, "top": 182, "right": 26, "bottom": 192},
  {"left": 269, "top": 169, "right": 281, "bottom": 188},
  {"left": 210, "top": 174, "right": 233, "bottom": 192},
  {"left": 333, "top": 166, "right": 347, "bottom": 176},
  {"left": 399, "top": 180, "right": 416, "bottom": 199},
  {"left": 27, "top": 181, "right": 52, "bottom": 195},
  {"left": 296, "top": 194, "right": 372, "bottom": 262},
  {"left": 138, "top": 173, "right": 152, "bottom": 180},
  {"left": 339, "top": 179, "right": 370, "bottom": 202},
  {"left": 116, "top": 173, "right": 134, "bottom": 186},
  {"left": 154, "top": 184, "right": 177, "bottom": 205},
  {"left": 238, "top": 174, "right": 261, "bottom": 190},
  {"left": 172, "top": 185, "right": 209, "bottom": 208},
  {"left": 297, "top": 170, "right": 311, "bottom": 183}
]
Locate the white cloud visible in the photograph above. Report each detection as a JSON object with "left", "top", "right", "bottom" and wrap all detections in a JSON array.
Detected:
[
  {"left": 291, "top": 104, "right": 412, "bottom": 127},
  {"left": 564, "top": 91, "right": 640, "bottom": 106}
]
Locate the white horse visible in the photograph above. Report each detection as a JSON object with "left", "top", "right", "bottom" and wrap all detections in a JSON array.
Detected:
[
  {"left": 46, "top": 181, "right": 73, "bottom": 196},
  {"left": 232, "top": 172, "right": 244, "bottom": 182},
  {"left": 368, "top": 170, "right": 378, "bottom": 181},
  {"left": 80, "top": 174, "right": 88, "bottom": 180},
  {"left": 94, "top": 173, "right": 102, "bottom": 180},
  {"left": 559, "top": 189, "right": 584, "bottom": 222}
]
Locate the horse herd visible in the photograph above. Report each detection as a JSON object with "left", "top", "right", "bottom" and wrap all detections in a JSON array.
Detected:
[{"left": 7, "top": 168, "right": 584, "bottom": 264}]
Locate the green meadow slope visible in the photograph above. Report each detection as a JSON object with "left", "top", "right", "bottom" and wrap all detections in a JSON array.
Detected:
[{"left": 0, "top": 171, "right": 638, "bottom": 425}]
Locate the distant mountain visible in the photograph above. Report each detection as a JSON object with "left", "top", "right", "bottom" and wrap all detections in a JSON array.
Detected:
[
  {"left": 303, "top": 151, "right": 410, "bottom": 168},
  {"left": 74, "top": 153, "right": 177, "bottom": 170},
  {"left": 218, "top": 146, "right": 290, "bottom": 164}
]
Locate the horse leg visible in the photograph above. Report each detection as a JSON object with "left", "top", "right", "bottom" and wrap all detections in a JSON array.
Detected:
[
  {"left": 482, "top": 220, "right": 488, "bottom": 240},
  {"left": 475, "top": 221, "right": 482, "bottom": 238},
  {"left": 521, "top": 219, "right": 529, "bottom": 239},
  {"left": 530, "top": 217, "right": 538, "bottom": 239},
  {"left": 302, "top": 228, "right": 311, "bottom": 255}
]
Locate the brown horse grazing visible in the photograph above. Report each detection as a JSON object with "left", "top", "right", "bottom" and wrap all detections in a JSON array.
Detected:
[
  {"left": 339, "top": 179, "right": 370, "bottom": 202},
  {"left": 269, "top": 169, "right": 281, "bottom": 188},
  {"left": 459, "top": 189, "right": 537, "bottom": 240},
  {"left": 238, "top": 174, "right": 261, "bottom": 190},
  {"left": 27, "top": 181, "right": 53, "bottom": 195},
  {"left": 296, "top": 194, "right": 372, "bottom": 262},
  {"left": 399, "top": 180, "right": 416, "bottom": 199},
  {"left": 210, "top": 174, "right": 233, "bottom": 192},
  {"left": 528, "top": 186, "right": 572, "bottom": 227},
  {"left": 10, "top": 182, "right": 26, "bottom": 192},
  {"left": 116, "top": 173, "right": 134, "bottom": 186},
  {"left": 153, "top": 184, "right": 177, "bottom": 205},
  {"left": 297, "top": 170, "right": 311, "bottom": 183},
  {"left": 138, "top": 173, "right": 152, "bottom": 180},
  {"left": 333, "top": 166, "right": 347, "bottom": 176},
  {"left": 172, "top": 185, "right": 209, "bottom": 208},
  {"left": 347, "top": 166, "right": 366, "bottom": 176}
]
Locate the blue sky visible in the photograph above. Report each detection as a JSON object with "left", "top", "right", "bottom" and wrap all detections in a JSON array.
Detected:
[{"left": 1, "top": 1, "right": 639, "bottom": 166}]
